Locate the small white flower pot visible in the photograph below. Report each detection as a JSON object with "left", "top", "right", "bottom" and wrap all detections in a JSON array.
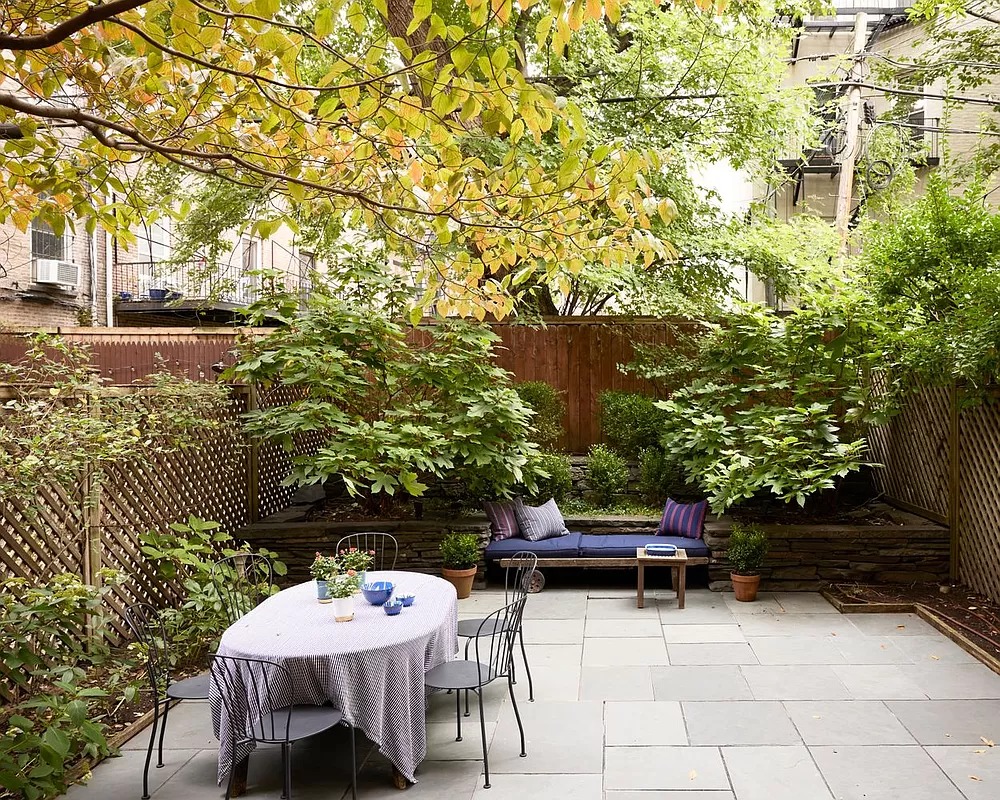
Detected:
[{"left": 332, "top": 595, "right": 355, "bottom": 622}]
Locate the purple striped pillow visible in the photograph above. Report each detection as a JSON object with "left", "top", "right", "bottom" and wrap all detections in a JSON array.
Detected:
[
  {"left": 657, "top": 498, "right": 708, "bottom": 540},
  {"left": 484, "top": 501, "right": 520, "bottom": 541}
]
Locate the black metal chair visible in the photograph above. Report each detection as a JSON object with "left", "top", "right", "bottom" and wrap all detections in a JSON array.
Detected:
[
  {"left": 335, "top": 532, "right": 398, "bottom": 571},
  {"left": 210, "top": 553, "right": 276, "bottom": 626},
  {"left": 211, "top": 654, "right": 357, "bottom": 800},
  {"left": 457, "top": 551, "right": 537, "bottom": 712},
  {"left": 424, "top": 599, "right": 528, "bottom": 789},
  {"left": 124, "top": 602, "right": 212, "bottom": 800}
]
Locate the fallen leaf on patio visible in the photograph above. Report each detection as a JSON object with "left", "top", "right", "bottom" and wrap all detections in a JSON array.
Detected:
[
  {"left": 931, "top": 655, "right": 940, "bottom": 660},
  {"left": 946, "top": 734, "right": 952, "bottom": 738},
  {"left": 970, "top": 776, "right": 982, "bottom": 782},
  {"left": 973, "top": 749, "right": 986, "bottom": 754},
  {"left": 980, "top": 737, "right": 994, "bottom": 747},
  {"left": 689, "top": 770, "right": 697, "bottom": 781},
  {"left": 896, "top": 625, "right": 906, "bottom": 630},
  {"left": 880, "top": 644, "right": 887, "bottom": 649},
  {"left": 813, "top": 715, "right": 822, "bottom": 719}
]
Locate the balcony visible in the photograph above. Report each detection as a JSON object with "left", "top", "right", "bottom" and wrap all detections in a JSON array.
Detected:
[{"left": 112, "top": 260, "right": 311, "bottom": 324}]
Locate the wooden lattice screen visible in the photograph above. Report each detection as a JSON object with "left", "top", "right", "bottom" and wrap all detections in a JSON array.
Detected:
[
  {"left": 0, "top": 382, "right": 302, "bottom": 699},
  {"left": 957, "top": 399, "right": 1000, "bottom": 600},
  {"left": 867, "top": 385, "right": 951, "bottom": 523}
]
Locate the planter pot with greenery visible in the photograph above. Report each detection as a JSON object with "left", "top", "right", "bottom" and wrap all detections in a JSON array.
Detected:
[
  {"left": 440, "top": 532, "right": 481, "bottom": 599},
  {"left": 727, "top": 523, "right": 769, "bottom": 602}
]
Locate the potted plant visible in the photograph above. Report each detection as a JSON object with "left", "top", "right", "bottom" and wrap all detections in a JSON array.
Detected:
[
  {"left": 337, "top": 547, "right": 375, "bottom": 589},
  {"left": 440, "top": 532, "right": 481, "bottom": 599},
  {"left": 727, "top": 523, "right": 769, "bottom": 602},
  {"left": 310, "top": 553, "right": 338, "bottom": 603},
  {"left": 329, "top": 573, "right": 360, "bottom": 621}
]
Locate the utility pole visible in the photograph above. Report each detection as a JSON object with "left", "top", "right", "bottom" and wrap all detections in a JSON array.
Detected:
[{"left": 835, "top": 12, "right": 868, "bottom": 254}]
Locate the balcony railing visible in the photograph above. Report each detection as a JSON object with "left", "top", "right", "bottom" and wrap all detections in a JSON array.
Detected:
[{"left": 113, "top": 260, "right": 311, "bottom": 307}]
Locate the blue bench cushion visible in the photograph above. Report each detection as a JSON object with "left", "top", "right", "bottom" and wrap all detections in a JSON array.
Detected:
[
  {"left": 485, "top": 532, "right": 583, "bottom": 560},
  {"left": 578, "top": 534, "right": 710, "bottom": 559}
]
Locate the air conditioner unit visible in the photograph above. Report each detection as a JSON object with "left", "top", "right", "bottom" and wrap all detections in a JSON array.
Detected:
[{"left": 35, "top": 259, "right": 79, "bottom": 287}]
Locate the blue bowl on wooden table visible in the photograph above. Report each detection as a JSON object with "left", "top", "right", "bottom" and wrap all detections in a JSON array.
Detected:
[
  {"left": 361, "top": 581, "right": 394, "bottom": 606},
  {"left": 398, "top": 594, "right": 415, "bottom": 607},
  {"left": 383, "top": 600, "right": 404, "bottom": 616}
]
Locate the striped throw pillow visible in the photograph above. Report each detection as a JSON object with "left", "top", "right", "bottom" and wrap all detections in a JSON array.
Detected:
[
  {"left": 484, "top": 501, "right": 520, "bottom": 541},
  {"left": 657, "top": 498, "right": 708, "bottom": 540},
  {"left": 513, "top": 498, "right": 570, "bottom": 542}
]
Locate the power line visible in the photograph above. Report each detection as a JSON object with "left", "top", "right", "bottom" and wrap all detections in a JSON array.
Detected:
[{"left": 809, "top": 80, "right": 1000, "bottom": 106}]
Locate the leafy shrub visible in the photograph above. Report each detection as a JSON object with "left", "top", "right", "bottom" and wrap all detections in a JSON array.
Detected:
[
  {"left": 139, "top": 517, "right": 286, "bottom": 666},
  {"left": 599, "top": 391, "right": 668, "bottom": 456},
  {"left": 586, "top": 444, "right": 630, "bottom": 507},
  {"left": 0, "top": 573, "right": 127, "bottom": 800},
  {"left": 440, "top": 533, "right": 481, "bottom": 570},
  {"left": 726, "top": 524, "right": 769, "bottom": 575},
  {"left": 522, "top": 451, "right": 572, "bottom": 505},
  {"left": 657, "top": 304, "right": 877, "bottom": 513},
  {"left": 514, "top": 381, "right": 566, "bottom": 449},
  {"left": 230, "top": 296, "right": 541, "bottom": 509},
  {"left": 637, "top": 447, "right": 690, "bottom": 504}
]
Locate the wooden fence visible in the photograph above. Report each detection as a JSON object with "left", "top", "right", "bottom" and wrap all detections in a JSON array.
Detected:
[
  {"left": 0, "top": 319, "right": 680, "bottom": 452},
  {"left": 868, "top": 386, "right": 1000, "bottom": 602}
]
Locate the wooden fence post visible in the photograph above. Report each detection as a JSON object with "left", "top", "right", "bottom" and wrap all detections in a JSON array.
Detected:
[
  {"left": 248, "top": 384, "right": 260, "bottom": 524},
  {"left": 81, "top": 374, "right": 105, "bottom": 638},
  {"left": 948, "top": 382, "right": 960, "bottom": 583}
]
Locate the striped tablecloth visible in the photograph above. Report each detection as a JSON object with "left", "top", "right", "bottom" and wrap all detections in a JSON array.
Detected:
[{"left": 211, "top": 571, "right": 459, "bottom": 784}]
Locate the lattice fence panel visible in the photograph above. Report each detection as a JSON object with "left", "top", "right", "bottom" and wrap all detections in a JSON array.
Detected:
[
  {"left": 255, "top": 385, "right": 324, "bottom": 520},
  {"left": 97, "top": 387, "right": 250, "bottom": 637},
  {"left": 957, "top": 399, "right": 1000, "bottom": 600},
  {"left": 868, "top": 385, "right": 951, "bottom": 521}
]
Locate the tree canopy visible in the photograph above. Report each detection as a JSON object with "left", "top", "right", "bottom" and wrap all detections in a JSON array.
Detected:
[{"left": 1, "top": 0, "right": 823, "bottom": 317}]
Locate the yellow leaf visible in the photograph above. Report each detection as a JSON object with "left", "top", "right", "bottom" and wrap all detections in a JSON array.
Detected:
[
  {"left": 340, "top": 84, "right": 360, "bottom": 110},
  {"left": 970, "top": 775, "right": 982, "bottom": 781},
  {"left": 586, "top": 0, "right": 601, "bottom": 20},
  {"left": 605, "top": 0, "right": 620, "bottom": 23},
  {"left": 688, "top": 770, "right": 697, "bottom": 781},
  {"left": 981, "top": 737, "right": 995, "bottom": 747}
]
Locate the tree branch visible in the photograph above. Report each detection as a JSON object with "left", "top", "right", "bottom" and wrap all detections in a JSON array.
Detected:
[{"left": 0, "top": 0, "right": 150, "bottom": 50}]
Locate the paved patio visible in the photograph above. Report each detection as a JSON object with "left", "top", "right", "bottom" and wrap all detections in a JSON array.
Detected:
[{"left": 69, "top": 587, "right": 1000, "bottom": 800}]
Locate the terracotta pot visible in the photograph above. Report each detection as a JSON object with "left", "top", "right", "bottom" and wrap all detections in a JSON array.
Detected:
[
  {"left": 442, "top": 566, "right": 477, "bottom": 599},
  {"left": 731, "top": 572, "right": 761, "bottom": 602}
]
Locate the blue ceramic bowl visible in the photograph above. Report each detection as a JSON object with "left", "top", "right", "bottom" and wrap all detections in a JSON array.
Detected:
[
  {"left": 383, "top": 600, "right": 404, "bottom": 616},
  {"left": 361, "top": 581, "right": 394, "bottom": 606},
  {"left": 398, "top": 594, "right": 415, "bottom": 607}
]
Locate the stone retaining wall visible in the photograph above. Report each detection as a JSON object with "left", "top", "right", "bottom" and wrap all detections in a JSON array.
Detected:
[{"left": 239, "top": 500, "right": 950, "bottom": 591}]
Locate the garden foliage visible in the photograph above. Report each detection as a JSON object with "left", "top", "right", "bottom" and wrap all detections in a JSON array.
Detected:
[
  {"left": 231, "top": 294, "right": 541, "bottom": 508},
  {"left": 522, "top": 452, "right": 573, "bottom": 505},
  {"left": 586, "top": 444, "right": 630, "bottom": 507},
  {"left": 726, "top": 524, "right": 769, "bottom": 575},
  {"left": 514, "top": 382, "right": 566, "bottom": 450},
  {"left": 654, "top": 303, "right": 884, "bottom": 513},
  {"left": 440, "top": 533, "right": 481, "bottom": 571}
]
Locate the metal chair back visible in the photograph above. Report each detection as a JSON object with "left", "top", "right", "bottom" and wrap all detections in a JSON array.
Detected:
[
  {"left": 335, "top": 532, "right": 398, "bottom": 570},
  {"left": 472, "top": 598, "right": 527, "bottom": 686},
  {"left": 124, "top": 602, "right": 172, "bottom": 697},
  {"left": 504, "top": 551, "right": 538, "bottom": 605},
  {"left": 210, "top": 654, "right": 294, "bottom": 745},
  {"left": 210, "top": 553, "right": 275, "bottom": 626}
]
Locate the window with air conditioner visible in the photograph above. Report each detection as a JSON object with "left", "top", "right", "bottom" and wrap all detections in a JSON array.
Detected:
[{"left": 31, "top": 218, "right": 78, "bottom": 286}]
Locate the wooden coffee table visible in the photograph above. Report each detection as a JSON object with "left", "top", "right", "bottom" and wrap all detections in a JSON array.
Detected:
[{"left": 636, "top": 547, "right": 688, "bottom": 609}]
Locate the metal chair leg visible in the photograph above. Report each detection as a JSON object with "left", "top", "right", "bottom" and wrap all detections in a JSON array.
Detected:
[
  {"left": 507, "top": 674, "right": 527, "bottom": 758},
  {"left": 518, "top": 626, "right": 534, "bottom": 702},
  {"left": 348, "top": 724, "right": 358, "bottom": 800},
  {"left": 156, "top": 698, "right": 170, "bottom": 768},
  {"left": 281, "top": 742, "right": 291, "bottom": 799},
  {"left": 141, "top": 700, "right": 159, "bottom": 799},
  {"left": 477, "top": 687, "right": 491, "bottom": 789},
  {"left": 455, "top": 686, "right": 463, "bottom": 741}
]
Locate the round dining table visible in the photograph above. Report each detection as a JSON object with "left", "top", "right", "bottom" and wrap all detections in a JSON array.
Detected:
[{"left": 211, "top": 570, "right": 459, "bottom": 789}]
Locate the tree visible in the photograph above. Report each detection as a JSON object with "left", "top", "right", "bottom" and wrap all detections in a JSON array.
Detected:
[{"left": 0, "top": 0, "right": 678, "bottom": 318}]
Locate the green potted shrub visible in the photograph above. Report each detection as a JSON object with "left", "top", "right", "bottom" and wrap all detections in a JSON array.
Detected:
[
  {"left": 727, "top": 523, "right": 769, "bottom": 602},
  {"left": 440, "top": 532, "right": 481, "bottom": 599}
]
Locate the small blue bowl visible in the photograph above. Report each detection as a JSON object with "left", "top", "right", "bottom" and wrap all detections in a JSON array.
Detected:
[
  {"left": 398, "top": 594, "right": 415, "bottom": 607},
  {"left": 361, "top": 581, "right": 394, "bottom": 606},
  {"left": 383, "top": 600, "right": 404, "bottom": 616}
]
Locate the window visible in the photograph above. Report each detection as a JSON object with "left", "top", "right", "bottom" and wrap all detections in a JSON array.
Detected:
[
  {"left": 30, "top": 218, "right": 71, "bottom": 261},
  {"left": 137, "top": 218, "right": 172, "bottom": 263},
  {"left": 241, "top": 237, "right": 258, "bottom": 271}
]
